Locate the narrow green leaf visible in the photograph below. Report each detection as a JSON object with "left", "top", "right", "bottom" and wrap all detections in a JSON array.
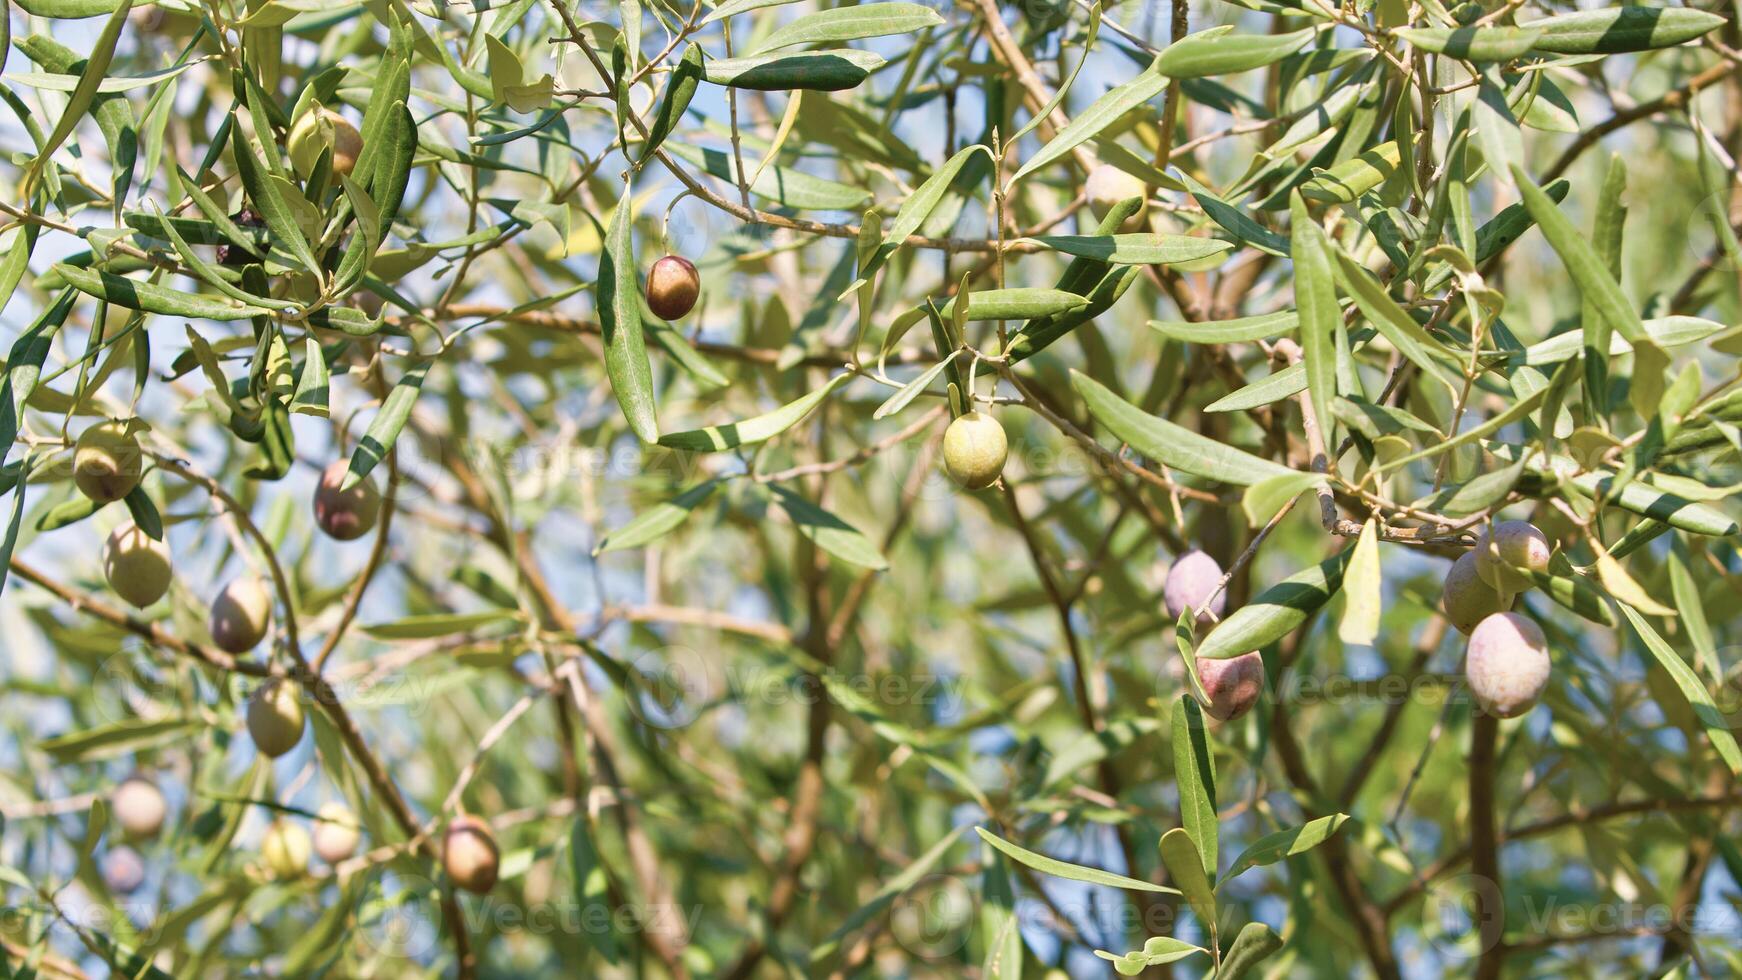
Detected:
[
  {"left": 1220, "top": 922, "right": 1285, "bottom": 979},
  {"left": 935, "top": 288, "right": 1088, "bottom": 322},
  {"left": 595, "top": 480, "right": 720, "bottom": 555},
  {"left": 1618, "top": 604, "right": 1742, "bottom": 778},
  {"left": 1095, "top": 938, "right": 1206, "bottom": 975},
  {"left": 849, "top": 144, "right": 991, "bottom": 292},
  {"left": 599, "top": 188, "right": 660, "bottom": 443},
  {"left": 1524, "top": 7, "right": 1725, "bottom": 53},
  {"left": 1157, "top": 828, "right": 1216, "bottom": 931},
  {"left": 0, "top": 454, "right": 32, "bottom": 604},
  {"left": 1012, "top": 57, "right": 1166, "bottom": 183},
  {"left": 1338, "top": 518, "right": 1380, "bottom": 645},
  {"left": 1149, "top": 310, "right": 1298, "bottom": 344},
  {"left": 21, "top": 0, "right": 131, "bottom": 196},
  {"left": 771, "top": 486, "right": 887, "bottom": 570},
  {"left": 40, "top": 717, "right": 195, "bottom": 761},
  {"left": 291, "top": 338, "right": 330, "bottom": 417},
  {"left": 1332, "top": 248, "right": 1459, "bottom": 391},
  {"left": 1666, "top": 543, "right": 1715, "bottom": 672},
  {"left": 569, "top": 817, "right": 622, "bottom": 964},
  {"left": 702, "top": 49, "right": 885, "bottom": 91},
  {"left": 1177, "top": 170, "right": 1291, "bottom": 256},
  {"left": 1171, "top": 697, "right": 1217, "bottom": 877},
  {"left": 659, "top": 373, "right": 850, "bottom": 451},
  {"left": 1397, "top": 26, "right": 1543, "bottom": 60},
  {"left": 53, "top": 264, "right": 270, "bottom": 320},
  {"left": 1241, "top": 470, "right": 1323, "bottom": 527},
  {"left": 641, "top": 45, "right": 703, "bottom": 163},
  {"left": 874, "top": 354, "right": 957, "bottom": 420},
  {"left": 1156, "top": 25, "right": 1316, "bottom": 78},
  {"left": 1300, "top": 141, "right": 1402, "bottom": 204},
  {"left": 359, "top": 610, "right": 521, "bottom": 639},
  {"left": 229, "top": 119, "right": 320, "bottom": 277},
  {"left": 346, "top": 359, "right": 429, "bottom": 488},
  {"left": 1220, "top": 814, "right": 1350, "bottom": 881},
  {"left": 750, "top": 2, "right": 943, "bottom": 53},
  {"left": 973, "top": 827, "right": 1179, "bottom": 894},
  {"left": 1023, "top": 234, "right": 1232, "bottom": 265},
  {"left": 1073, "top": 370, "right": 1295, "bottom": 486},
  {"left": 1197, "top": 547, "right": 1355, "bottom": 661},
  {"left": 1290, "top": 191, "right": 1338, "bottom": 448}
]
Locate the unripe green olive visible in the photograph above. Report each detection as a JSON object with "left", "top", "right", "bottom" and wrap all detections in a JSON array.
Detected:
[
  {"left": 1197, "top": 651, "right": 1264, "bottom": 722},
  {"left": 246, "top": 678, "right": 306, "bottom": 758},
  {"left": 1474, "top": 520, "right": 1552, "bottom": 593},
  {"left": 262, "top": 820, "right": 311, "bottom": 879},
  {"left": 443, "top": 815, "right": 500, "bottom": 894},
  {"left": 313, "top": 461, "right": 380, "bottom": 541},
  {"left": 73, "top": 422, "right": 143, "bottom": 504},
  {"left": 1163, "top": 549, "right": 1226, "bottom": 625},
  {"left": 646, "top": 255, "right": 700, "bottom": 320},
  {"left": 112, "top": 775, "right": 167, "bottom": 839},
  {"left": 288, "top": 108, "right": 362, "bottom": 178},
  {"left": 1441, "top": 551, "right": 1508, "bottom": 635},
  {"left": 1465, "top": 611, "right": 1550, "bottom": 718},
  {"left": 942, "top": 411, "right": 1008, "bottom": 490},
  {"left": 312, "top": 802, "right": 361, "bottom": 865},
  {"left": 210, "top": 577, "right": 273, "bottom": 653},
  {"left": 103, "top": 522, "right": 172, "bottom": 608},
  {"left": 1084, "top": 164, "right": 1148, "bottom": 228}
]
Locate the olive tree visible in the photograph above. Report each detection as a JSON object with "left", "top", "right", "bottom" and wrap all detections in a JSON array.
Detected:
[{"left": 1, "top": 0, "right": 1740, "bottom": 976}]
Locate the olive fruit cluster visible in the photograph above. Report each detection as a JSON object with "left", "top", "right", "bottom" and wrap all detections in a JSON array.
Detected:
[
  {"left": 1440, "top": 520, "right": 1556, "bottom": 718},
  {"left": 1162, "top": 549, "right": 1265, "bottom": 723}
]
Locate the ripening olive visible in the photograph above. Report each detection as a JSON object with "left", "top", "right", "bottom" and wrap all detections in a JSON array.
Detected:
[
  {"left": 112, "top": 775, "right": 167, "bottom": 839},
  {"left": 1474, "top": 520, "right": 1552, "bottom": 594},
  {"left": 1196, "top": 651, "right": 1264, "bottom": 722},
  {"left": 210, "top": 577, "right": 273, "bottom": 653},
  {"left": 443, "top": 815, "right": 500, "bottom": 894},
  {"left": 313, "top": 461, "right": 380, "bottom": 541},
  {"left": 103, "top": 522, "right": 172, "bottom": 608},
  {"left": 102, "top": 847, "right": 146, "bottom": 894},
  {"left": 246, "top": 678, "right": 305, "bottom": 759},
  {"left": 1465, "top": 611, "right": 1550, "bottom": 719},
  {"left": 262, "top": 820, "right": 311, "bottom": 879},
  {"left": 1441, "top": 551, "right": 1508, "bottom": 635},
  {"left": 942, "top": 411, "right": 1008, "bottom": 490},
  {"left": 1163, "top": 549, "right": 1226, "bottom": 626},
  {"left": 646, "top": 255, "right": 700, "bottom": 320},
  {"left": 313, "top": 802, "right": 361, "bottom": 865},
  {"left": 73, "top": 422, "right": 143, "bottom": 504}
]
